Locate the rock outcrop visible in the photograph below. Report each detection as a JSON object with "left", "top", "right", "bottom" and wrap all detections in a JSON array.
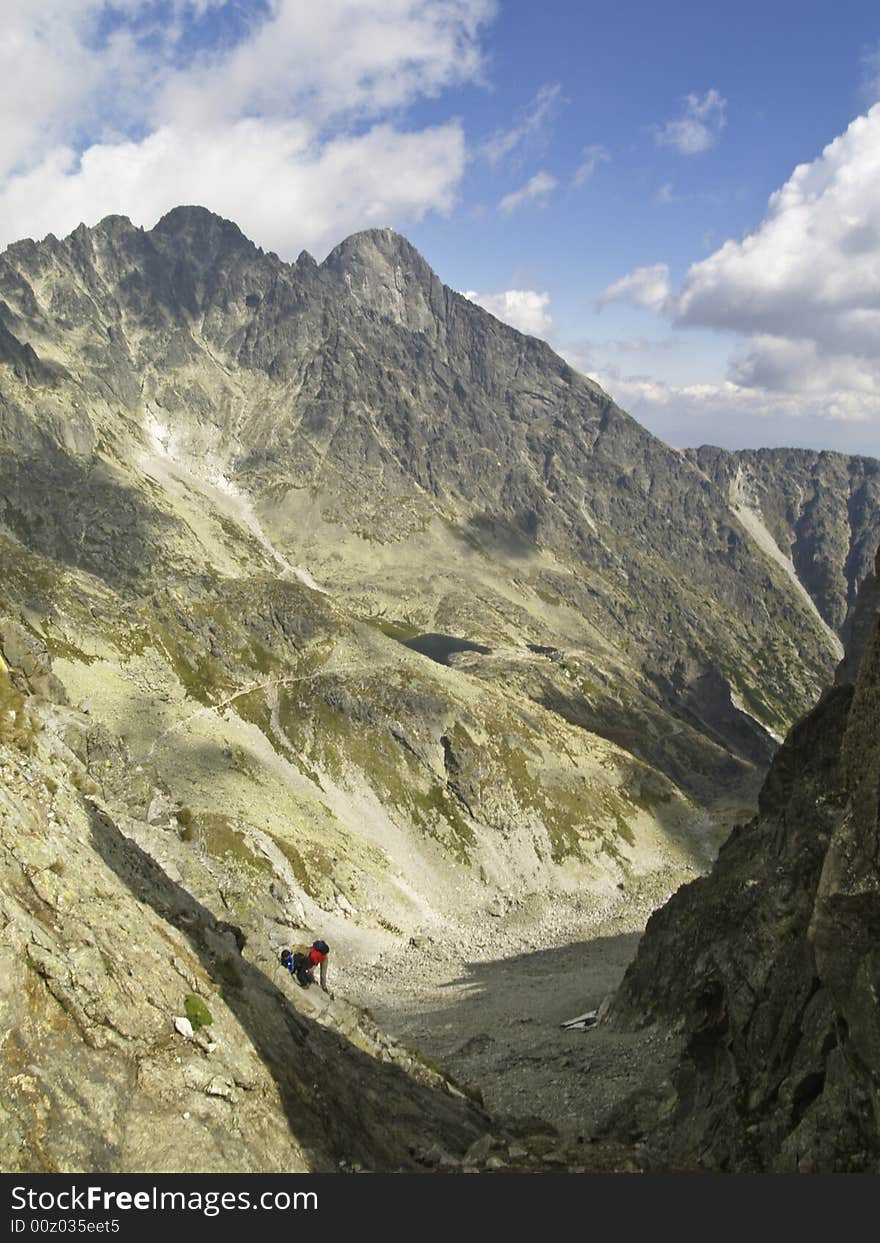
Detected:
[
  {"left": 604, "top": 549, "right": 880, "bottom": 1172},
  {"left": 691, "top": 445, "right": 880, "bottom": 640}
]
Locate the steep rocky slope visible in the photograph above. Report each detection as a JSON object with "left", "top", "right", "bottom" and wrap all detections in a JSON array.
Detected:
[
  {"left": 1, "top": 634, "right": 647, "bottom": 1174},
  {"left": 0, "top": 639, "right": 494, "bottom": 1172},
  {"left": 691, "top": 445, "right": 880, "bottom": 643},
  {"left": 604, "top": 549, "right": 880, "bottom": 1172}
]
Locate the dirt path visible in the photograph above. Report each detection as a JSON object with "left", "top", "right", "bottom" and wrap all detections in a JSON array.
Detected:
[{"left": 340, "top": 878, "right": 687, "bottom": 1141}]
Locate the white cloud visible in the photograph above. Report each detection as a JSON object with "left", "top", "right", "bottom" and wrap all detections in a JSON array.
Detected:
[
  {"left": 481, "top": 83, "right": 562, "bottom": 166},
  {"left": 587, "top": 372, "right": 880, "bottom": 454},
  {"left": 0, "top": 2, "right": 129, "bottom": 179},
  {"left": 606, "top": 374, "right": 876, "bottom": 428},
  {"left": 597, "top": 263, "right": 671, "bottom": 312},
  {"left": 0, "top": 1, "right": 232, "bottom": 179},
  {"left": 611, "top": 336, "right": 683, "bottom": 354},
  {"left": 573, "top": 143, "right": 609, "bottom": 186},
  {"left": 461, "top": 288, "right": 552, "bottom": 337},
  {"left": 655, "top": 88, "right": 726, "bottom": 155},
  {"left": 580, "top": 103, "right": 880, "bottom": 453},
  {"left": 556, "top": 337, "right": 594, "bottom": 373},
  {"left": 0, "top": 120, "right": 465, "bottom": 260},
  {"left": 728, "top": 336, "right": 880, "bottom": 395},
  {"left": 157, "top": 0, "right": 497, "bottom": 129},
  {"left": 498, "top": 170, "right": 557, "bottom": 214},
  {"left": 675, "top": 104, "right": 880, "bottom": 400},
  {"left": 0, "top": 1, "right": 495, "bottom": 257}
]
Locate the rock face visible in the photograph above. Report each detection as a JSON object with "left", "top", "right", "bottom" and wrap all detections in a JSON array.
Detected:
[
  {"left": 691, "top": 445, "right": 880, "bottom": 640},
  {"left": 605, "top": 548, "right": 880, "bottom": 1172}
]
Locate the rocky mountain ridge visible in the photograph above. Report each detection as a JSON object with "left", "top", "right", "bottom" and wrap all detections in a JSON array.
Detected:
[
  {"left": 690, "top": 444, "right": 880, "bottom": 643},
  {"left": 3, "top": 209, "right": 877, "bottom": 802}
]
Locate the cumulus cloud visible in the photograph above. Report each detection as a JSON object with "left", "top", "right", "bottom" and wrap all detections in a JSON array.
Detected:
[
  {"left": 498, "top": 170, "right": 557, "bottom": 214},
  {"left": 589, "top": 372, "right": 880, "bottom": 454},
  {"left": 589, "top": 105, "right": 880, "bottom": 444},
  {"left": 573, "top": 143, "right": 609, "bottom": 186},
  {"left": 0, "top": 1, "right": 234, "bottom": 179},
  {"left": 728, "top": 336, "right": 880, "bottom": 395},
  {"left": 610, "top": 336, "right": 682, "bottom": 354},
  {"left": 156, "top": 0, "right": 496, "bottom": 129},
  {"left": 597, "top": 263, "right": 671, "bottom": 312},
  {"left": 654, "top": 88, "right": 726, "bottom": 155},
  {"left": 675, "top": 104, "right": 880, "bottom": 404},
  {"left": 461, "top": 288, "right": 552, "bottom": 337},
  {"left": 556, "top": 337, "right": 594, "bottom": 373},
  {"left": 481, "top": 83, "right": 562, "bottom": 166},
  {"left": 0, "top": 121, "right": 465, "bottom": 261},
  {"left": 0, "top": 1, "right": 496, "bottom": 257}
]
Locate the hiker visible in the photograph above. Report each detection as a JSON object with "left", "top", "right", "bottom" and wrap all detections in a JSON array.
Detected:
[{"left": 281, "top": 940, "right": 330, "bottom": 993}]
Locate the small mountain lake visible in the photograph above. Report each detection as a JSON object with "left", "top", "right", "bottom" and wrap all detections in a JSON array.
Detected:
[{"left": 400, "top": 632, "right": 491, "bottom": 666}]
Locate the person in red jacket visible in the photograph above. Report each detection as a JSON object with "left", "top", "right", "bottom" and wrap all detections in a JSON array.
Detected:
[{"left": 281, "top": 940, "right": 330, "bottom": 992}]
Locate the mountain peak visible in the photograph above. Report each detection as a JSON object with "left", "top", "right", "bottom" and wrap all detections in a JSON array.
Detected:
[
  {"left": 150, "top": 205, "right": 257, "bottom": 258},
  {"left": 320, "top": 227, "right": 437, "bottom": 326},
  {"left": 323, "top": 226, "right": 428, "bottom": 276},
  {"left": 91, "top": 214, "right": 138, "bottom": 235}
]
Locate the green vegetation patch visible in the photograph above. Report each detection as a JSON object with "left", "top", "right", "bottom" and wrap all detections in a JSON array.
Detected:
[
  {"left": 216, "top": 957, "right": 243, "bottom": 990},
  {"left": 0, "top": 670, "right": 39, "bottom": 753},
  {"left": 271, "top": 836, "right": 312, "bottom": 891},
  {"left": 183, "top": 994, "right": 213, "bottom": 1030},
  {"left": 364, "top": 615, "right": 421, "bottom": 642},
  {"left": 0, "top": 535, "right": 63, "bottom": 608},
  {"left": 191, "top": 812, "right": 274, "bottom": 877},
  {"left": 279, "top": 677, "right": 478, "bottom": 862}
]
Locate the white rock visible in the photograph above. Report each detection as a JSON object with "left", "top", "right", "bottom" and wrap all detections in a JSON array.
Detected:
[
  {"left": 173, "top": 1016, "right": 194, "bottom": 1040},
  {"left": 205, "top": 1077, "right": 235, "bottom": 1101}
]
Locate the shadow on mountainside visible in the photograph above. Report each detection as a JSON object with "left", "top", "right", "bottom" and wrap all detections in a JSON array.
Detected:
[
  {"left": 367, "top": 931, "right": 677, "bottom": 1143},
  {"left": 463, "top": 511, "right": 539, "bottom": 560},
  {"left": 0, "top": 448, "right": 178, "bottom": 591},
  {"left": 85, "top": 799, "right": 489, "bottom": 1172},
  {"left": 538, "top": 679, "right": 760, "bottom": 807}
]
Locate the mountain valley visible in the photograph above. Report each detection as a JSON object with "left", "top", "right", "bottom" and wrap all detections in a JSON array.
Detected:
[{"left": 1, "top": 208, "right": 879, "bottom": 1172}]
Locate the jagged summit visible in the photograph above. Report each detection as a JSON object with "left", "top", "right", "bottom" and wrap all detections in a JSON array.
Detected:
[
  {"left": 323, "top": 225, "right": 428, "bottom": 271},
  {"left": 84, "top": 213, "right": 140, "bottom": 238},
  {"left": 23, "top": 210, "right": 433, "bottom": 290},
  {"left": 151, "top": 204, "right": 258, "bottom": 255}
]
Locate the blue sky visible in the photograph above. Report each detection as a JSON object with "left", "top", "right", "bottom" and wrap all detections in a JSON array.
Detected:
[{"left": 2, "top": 1, "right": 880, "bottom": 454}]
